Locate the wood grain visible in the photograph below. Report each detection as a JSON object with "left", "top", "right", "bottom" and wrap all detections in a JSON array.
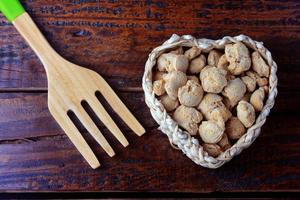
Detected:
[
  {"left": 0, "top": 0, "right": 299, "bottom": 192},
  {"left": 0, "top": 92, "right": 299, "bottom": 192},
  {"left": 0, "top": 92, "right": 152, "bottom": 140},
  {"left": 0, "top": 108, "right": 299, "bottom": 191},
  {"left": 0, "top": 0, "right": 299, "bottom": 89}
]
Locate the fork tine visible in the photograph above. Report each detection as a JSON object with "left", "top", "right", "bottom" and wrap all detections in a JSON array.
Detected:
[
  {"left": 95, "top": 77, "right": 146, "bottom": 136},
  {"left": 49, "top": 105, "right": 100, "bottom": 169},
  {"left": 73, "top": 105, "right": 115, "bottom": 157},
  {"left": 87, "top": 97, "right": 129, "bottom": 147}
]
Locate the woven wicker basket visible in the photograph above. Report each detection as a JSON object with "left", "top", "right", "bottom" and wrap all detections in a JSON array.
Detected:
[{"left": 142, "top": 34, "right": 278, "bottom": 169}]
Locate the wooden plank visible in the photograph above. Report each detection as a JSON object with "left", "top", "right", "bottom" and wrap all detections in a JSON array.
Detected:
[
  {"left": 0, "top": 115, "right": 299, "bottom": 191},
  {"left": 0, "top": 0, "right": 299, "bottom": 193},
  {"left": 0, "top": 91, "right": 297, "bottom": 141},
  {"left": 0, "top": 92, "right": 155, "bottom": 141},
  {"left": 0, "top": 0, "right": 299, "bottom": 89}
]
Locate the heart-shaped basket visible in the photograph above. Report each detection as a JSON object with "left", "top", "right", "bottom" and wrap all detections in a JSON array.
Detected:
[{"left": 142, "top": 34, "right": 278, "bottom": 168}]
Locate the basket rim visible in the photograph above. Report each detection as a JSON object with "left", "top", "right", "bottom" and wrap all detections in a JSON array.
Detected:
[{"left": 142, "top": 34, "right": 278, "bottom": 169}]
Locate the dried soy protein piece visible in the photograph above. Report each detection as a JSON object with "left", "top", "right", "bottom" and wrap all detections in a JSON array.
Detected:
[
  {"left": 217, "top": 54, "right": 229, "bottom": 71},
  {"left": 241, "top": 76, "right": 256, "bottom": 92},
  {"left": 225, "top": 42, "right": 251, "bottom": 75},
  {"left": 208, "top": 50, "right": 222, "bottom": 67},
  {"left": 226, "top": 117, "right": 246, "bottom": 139},
  {"left": 178, "top": 80, "right": 204, "bottom": 107},
  {"left": 187, "top": 75, "right": 200, "bottom": 84},
  {"left": 198, "top": 93, "right": 231, "bottom": 122},
  {"left": 153, "top": 80, "right": 165, "bottom": 96},
  {"left": 199, "top": 120, "right": 224, "bottom": 143},
  {"left": 250, "top": 87, "right": 265, "bottom": 112},
  {"left": 200, "top": 67, "right": 227, "bottom": 93},
  {"left": 218, "top": 133, "right": 231, "bottom": 150},
  {"left": 157, "top": 53, "right": 189, "bottom": 73},
  {"left": 188, "top": 54, "right": 206, "bottom": 74},
  {"left": 184, "top": 47, "right": 201, "bottom": 60},
  {"left": 222, "top": 78, "right": 247, "bottom": 107},
  {"left": 173, "top": 105, "right": 203, "bottom": 135},
  {"left": 163, "top": 71, "right": 187, "bottom": 100},
  {"left": 203, "top": 143, "right": 223, "bottom": 157},
  {"left": 237, "top": 101, "right": 256, "bottom": 128},
  {"left": 160, "top": 94, "right": 179, "bottom": 112},
  {"left": 252, "top": 51, "right": 270, "bottom": 78}
]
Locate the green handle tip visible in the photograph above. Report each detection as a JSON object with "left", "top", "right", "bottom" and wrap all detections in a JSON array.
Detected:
[{"left": 0, "top": 0, "right": 25, "bottom": 22}]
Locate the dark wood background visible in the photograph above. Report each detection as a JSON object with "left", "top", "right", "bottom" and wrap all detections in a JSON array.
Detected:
[{"left": 0, "top": 0, "right": 299, "bottom": 193}]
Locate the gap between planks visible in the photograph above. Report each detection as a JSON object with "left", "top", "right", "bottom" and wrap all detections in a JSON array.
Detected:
[
  {"left": 0, "top": 126, "right": 159, "bottom": 145},
  {"left": 0, "top": 87, "right": 143, "bottom": 93}
]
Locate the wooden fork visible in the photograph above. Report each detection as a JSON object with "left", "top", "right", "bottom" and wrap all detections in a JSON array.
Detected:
[{"left": 0, "top": 0, "right": 145, "bottom": 169}]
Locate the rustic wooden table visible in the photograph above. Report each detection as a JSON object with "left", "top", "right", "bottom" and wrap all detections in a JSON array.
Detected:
[{"left": 0, "top": 0, "right": 299, "bottom": 193}]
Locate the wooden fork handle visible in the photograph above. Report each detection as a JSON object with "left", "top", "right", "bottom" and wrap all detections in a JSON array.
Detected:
[
  {"left": 0, "top": 0, "right": 59, "bottom": 73},
  {"left": 12, "top": 12, "right": 61, "bottom": 74}
]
